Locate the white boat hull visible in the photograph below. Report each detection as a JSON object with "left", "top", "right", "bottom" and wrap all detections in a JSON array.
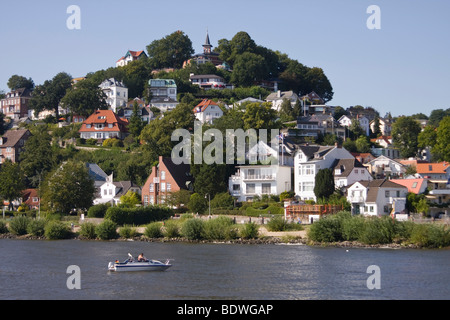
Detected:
[{"left": 108, "top": 260, "right": 172, "bottom": 272}]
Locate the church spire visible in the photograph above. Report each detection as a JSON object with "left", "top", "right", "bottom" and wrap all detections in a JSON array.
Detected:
[{"left": 203, "top": 30, "right": 212, "bottom": 54}]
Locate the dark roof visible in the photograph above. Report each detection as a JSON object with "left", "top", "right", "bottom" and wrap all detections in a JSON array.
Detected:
[
  {"left": 113, "top": 181, "right": 140, "bottom": 198},
  {"left": 0, "top": 129, "right": 31, "bottom": 148},
  {"left": 353, "top": 179, "right": 408, "bottom": 203},
  {"left": 161, "top": 157, "right": 193, "bottom": 190},
  {"left": 332, "top": 158, "right": 365, "bottom": 177}
]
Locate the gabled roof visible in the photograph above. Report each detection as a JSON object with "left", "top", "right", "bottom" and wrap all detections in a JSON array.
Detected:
[
  {"left": 79, "top": 110, "right": 128, "bottom": 133},
  {"left": 351, "top": 179, "right": 408, "bottom": 202},
  {"left": 0, "top": 129, "right": 31, "bottom": 148},
  {"left": 296, "top": 145, "right": 335, "bottom": 161},
  {"left": 332, "top": 158, "right": 366, "bottom": 177},
  {"left": 266, "top": 90, "right": 297, "bottom": 101},
  {"left": 300, "top": 91, "right": 324, "bottom": 104},
  {"left": 160, "top": 156, "right": 193, "bottom": 190},
  {"left": 416, "top": 162, "right": 450, "bottom": 174},
  {"left": 368, "top": 155, "right": 404, "bottom": 166},
  {"left": 390, "top": 178, "right": 427, "bottom": 194},
  {"left": 193, "top": 99, "right": 219, "bottom": 113}
]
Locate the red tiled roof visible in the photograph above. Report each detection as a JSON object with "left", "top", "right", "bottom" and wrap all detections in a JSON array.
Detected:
[
  {"left": 79, "top": 110, "right": 128, "bottom": 133},
  {"left": 390, "top": 178, "right": 427, "bottom": 194},
  {"left": 193, "top": 99, "right": 218, "bottom": 113},
  {"left": 416, "top": 162, "right": 449, "bottom": 174}
]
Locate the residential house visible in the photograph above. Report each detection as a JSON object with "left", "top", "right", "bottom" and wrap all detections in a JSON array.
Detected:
[
  {"left": 351, "top": 152, "right": 376, "bottom": 165},
  {"left": 309, "top": 114, "right": 346, "bottom": 139},
  {"left": 94, "top": 173, "right": 141, "bottom": 206},
  {"left": 148, "top": 79, "right": 179, "bottom": 112},
  {"left": 300, "top": 91, "right": 325, "bottom": 106},
  {"left": 426, "top": 179, "right": 450, "bottom": 207},
  {"left": 141, "top": 156, "right": 193, "bottom": 206},
  {"left": 78, "top": 110, "right": 129, "bottom": 141},
  {"left": 294, "top": 144, "right": 354, "bottom": 201},
  {"left": 0, "top": 129, "right": 31, "bottom": 164},
  {"left": 370, "top": 117, "right": 392, "bottom": 136},
  {"left": 116, "top": 50, "right": 147, "bottom": 67},
  {"left": 0, "top": 88, "right": 32, "bottom": 119},
  {"left": 390, "top": 178, "right": 428, "bottom": 195},
  {"left": 22, "top": 189, "right": 40, "bottom": 210},
  {"left": 416, "top": 162, "right": 450, "bottom": 180},
  {"left": 292, "top": 116, "right": 322, "bottom": 140},
  {"left": 117, "top": 98, "right": 153, "bottom": 124},
  {"left": 347, "top": 179, "right": 408, "bottom": 216},
  {"left": 99, "top": 78, "right": 128, "bottom": 113},
  {"left": 266, "top": 90, "right": 299, "bottom": 112},
  {"left": 189, "top": 74, "right": 227, "bottom": 90},
  {"left": 234, "top": 97, "right": 265, "bottom": 107},
  {"left": 86, "top": 163, "right": 109, "bottom": 197},
  {"left": 367, "top": 155, "right": 405, "bottom": 178},
  {"left": 338, "top": 114, "right": 370, "bottom": 136},
  {"left": 193, "top": 99, "right": 223, "bottom": 124},
  {"left": 332, "top": 158, "right": 373, "bottom": 189}
]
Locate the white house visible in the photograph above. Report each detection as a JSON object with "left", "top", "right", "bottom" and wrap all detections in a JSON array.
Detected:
[
  {"left": 94, "top": 174, "right": 141, "bottom": 206},
  {"left": 193, "top": 99, "right": 223, "bottom": 124},
  {"left": 189, "top": 74, "right": 227, "bottom": 90},
  {"left": 346, "top": 179, "right": 408, "bottom": 216},
  {"left": 265, "top": 90, "right": 299, "bottom": 112},
  {"left": 368, "top": 155, "right": 405, "bottom": 178},
  {"left": 338, "top": 115, "right": 370, "bottom": 136},
  {"left": 149, "top": 78, "right": 179, "bottom": 112},
  {"left": 294, "top": 145, "right": 355, "bottom": 201},
  {"left": 229, "top": 165, "right": 292, "bottom": 202},
  {"left": 332, "top": 158, "right": 373, "bottom": 188},
  {"left": 99, "top": 78, "right": 128, "bottom": 113},
  {"left": 116, "top": 50, "right": 147, "bottom": 67}
]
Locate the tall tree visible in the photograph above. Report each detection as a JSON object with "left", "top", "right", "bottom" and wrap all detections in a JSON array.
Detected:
[
  {"left": 242, "top": 102, "right": 279, "bottom": 130},
  {"left": 314, "top": 168, "right": 335, "bottom": 200},
  {"left": 40, "top": 160, "right": 95, "bottom": 214},
  {"left": 7, "top": 74, "right": 34, "bottom": 90},
  {"left": 432, "top": 116, "right": 450, "bottom": 162},
  {"left": 230, "top": 52, "right": 267, "bottom": 87},
  {"left": 0, "top": 160, "right": 25, "bottom": 210},
  {"left": 391, "top": 116, "right": 422, "bottom": 158},
  {"left": 60, "top": 79, "right": 107, "bottom": 116},
  {"left": 29, "top": 72, "right": 72, "bottom": 119},
  {"left": 128, "top": 101, "right": 145, "bottom": 139},
  {"left": 146, "top": 31, "right": 194, "bottom": 69}
]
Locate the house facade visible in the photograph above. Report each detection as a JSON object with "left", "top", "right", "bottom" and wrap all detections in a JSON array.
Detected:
[
  {"left": 189, "top": 74, "right": 227, "bottom": 90},
  {"left": 0, "top": 129, "right": 31, "bottom": 164},
  {"left": 294, "top": 145, "right": 354, "bottom": 201},
  {"left": 266, "top": 90, "right": 299, "bottom": 112},
  {"left": 0, "top": 88, "right": 32, "bottom": 119},
  {"left": 193, "top": 99, "right": 223, "bottom": 124},
  {"left": 116, "top": 50, "right": 147, "bottom": 67},
  {"left": 94, "top": 173, "right": 141, "bottom": 206},
  {"left": 99, "top": 78, "right": 128, "bottom": 113},
  {"left": 141, "top": 156, "right": 193, "bottom": 206},
  {"left": 78, "top": 110, "right": 129, "bottom": 141},
  {"left": 332, "top": 158, "right": 373, "bottom": 188},
  {"left": 367, "top": 155, "right": 405, "bottom": 178},
  {"left": 347, "top": 179, "right": 408, "bottom": 216},
  {"left": 149, "top": 78, "right": 179, "bottom": 112},
  {"left": 338, "top": 115, "right": 370, "bottom": 136}
]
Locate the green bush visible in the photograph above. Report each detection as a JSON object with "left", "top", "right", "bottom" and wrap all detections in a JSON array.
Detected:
[
  {"left": 45, "top": 221, "right": 71, "bottom": 240},
  {"left": 203, "top": 216, "right": 238, "bottom": 241},
  {"left": 144, "top": 222, "right": 163, "bottom": 238},
  {"left": 308, "top": 214, "right": 344, "bottom": 242},
  {"left": 9, "top": 216, "right": 30, "bottom": 236},
  {"left": 341, "top": 213, "right": 365, "bottom": 241},
  {"left": 0, "top": 220, "right": 8, "bottom": 234},
  {"left": 119, "top": 225, "right": 138, "bottom": 239},
  {"left": 95, "top": 220, "right": 118, "bottom": 240},
  {"left": 163, "top": 220, "right": 181, "bottom": 238},
  {"left": 27, "top": 219, "right": 46, "bottom": 237},
  {"left": 267, "top": 215, "right": 288, "bottom": 232},
  {"left": 87, "top": 204, "right": 109, "bottom": 218},
  {"left": 79, "top": 222, "right": 97, "bottom": 239},
  {"left": 359, "top": 216, "right": 396, "bottom": 245},
  {"left": 240, "top": 222, "right": 260, "bottom": 239},
  {"left": 105, "top": 206, "right": 173, "bottom": 225},
  {"left": 181, "top": 218, "right": 205, "bottom": 240},
  {"left": 409, "top": 224, "right": 450, "bottom": 248}
]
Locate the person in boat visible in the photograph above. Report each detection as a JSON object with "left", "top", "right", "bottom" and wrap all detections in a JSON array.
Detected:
[{"left": 138, "top": 253, "right": 147, "bottom": 262}]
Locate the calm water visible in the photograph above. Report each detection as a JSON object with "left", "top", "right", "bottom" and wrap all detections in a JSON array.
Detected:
[{"left": 0, "top": 239, "right": 449, "bottom": 300}]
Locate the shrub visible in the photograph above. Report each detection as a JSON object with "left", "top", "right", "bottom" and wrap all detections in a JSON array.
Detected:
[
  {"left": 79, "top": 222, "right": 97, "bottom": 239},
  {"left": 27, "top": 219, "right": 46, "bottom": 237},
  {"left": 95, "top": 220, "right": 118, "bottom": 240},
  {"left": 181, "top": 218, "right": 205, "bottom": 240},
  {"left": 203, "top": 216, "right": 238, "bottom": 241},
  {"left": 45, "top": 221, "right": 71, "bottom": 240},
  {"left": 240, "top": 222, "right": 259, "bottom": 239},
  {"left": 87, "top": 204, "right": 109, "bottom": 218},
  {"left": 341, "top": 213, "right": 364, "bottom": 241},
  {"left": 119, "top": 225, "right": 138, "bottom": 239},
  {"left": 359, "top": 216, "right": 396, "bottom": 245},
  {"left": 409, "top": 224, "right": 450, "bottom": 248},
  {"left": 308, "top": 215, "right": 344, "bottom": 242},
  {"left": 105, "top": 206, "right": 173, "bottom": 225},
  {"left": 267, "top": 215, "right": 288, "bottom": 232},
  {"left": 163, "top": 220, "right": 181, "bottom": 238},
  {"left": 0, "top": 220, "right": 8, "bottom": 234},
  {"left": 9, "top": 216, "right": 30, "bottom": 236},
  {"left": 144, "top": 222, "right": 163, "bottom": 238}
]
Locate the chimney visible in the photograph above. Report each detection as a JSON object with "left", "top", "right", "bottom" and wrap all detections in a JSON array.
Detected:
[{"left": 277, "top": 90, "right": 281, "bottom": 98}]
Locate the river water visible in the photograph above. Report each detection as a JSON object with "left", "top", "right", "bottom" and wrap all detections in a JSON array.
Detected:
[{"left": 0, "top": 239, "right": 449, "bottom": 300}]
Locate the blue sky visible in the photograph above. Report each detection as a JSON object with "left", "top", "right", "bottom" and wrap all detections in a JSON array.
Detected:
[{"left": 0, "top": 0, "right": 449, "bottom": 117}]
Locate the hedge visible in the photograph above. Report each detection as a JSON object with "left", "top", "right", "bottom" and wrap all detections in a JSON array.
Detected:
[{"left": 104, "top": 206, "right": 174, "bottom": 225}]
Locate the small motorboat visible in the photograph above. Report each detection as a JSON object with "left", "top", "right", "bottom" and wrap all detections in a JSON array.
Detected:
[{"left": 108, "top": 253, "right": 172, "bottom": 272}]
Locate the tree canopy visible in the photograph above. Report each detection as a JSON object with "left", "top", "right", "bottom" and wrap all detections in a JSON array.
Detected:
[{"left": 146, "top": 31, "right": 194, "bottom": 69}]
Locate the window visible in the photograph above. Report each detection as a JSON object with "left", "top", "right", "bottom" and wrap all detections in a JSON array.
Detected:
[
  {"left": 166, "top": 183, "right": 171, "bottom": 192},
  {"left": 233, "top": 184, "right": 240, "bottom": 191},
  {"left": 149, "top": 183, "right": 154, "bottom": 192},
  {"left": 246, "top": 184, "right": 255, "bottom": 194},
  {"left": 369, "top": 206, "right": 374, "bottom": 213},
  {"left": 161, "top": 171, "right": 166, "bottom": 180},
  {"left": 302, "top": 182, "right": 314, "bottom": 192},
  {"left": 385, "top": 190, "right": 390, "bottom": 198},
  {"left": 144, "top": 195, "right": 148, "bottom": 206},
  {"left": 262, "top": 183, "right": 271, "bottom": 194},
  {"left": 396, "top": 190, "right": 400, "bottom": 197},
  {"left": 161, "top": 182, "right": 166, "bottom": 192},
  {"left": 150, "top": 195, "right": 154, "bottom": 204}
]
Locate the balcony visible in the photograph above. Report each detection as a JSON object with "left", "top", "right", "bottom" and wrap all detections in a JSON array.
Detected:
[
  {"left": 348, "top": 196, "right": 365, "bottom": 203},
  {"left": 243, "top": 174, "right": 276, "bottom": 181}
]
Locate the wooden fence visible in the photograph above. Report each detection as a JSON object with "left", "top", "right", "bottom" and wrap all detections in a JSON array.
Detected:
[{"left": 285, "top": 204, "right": 343, "bottom": 221}]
